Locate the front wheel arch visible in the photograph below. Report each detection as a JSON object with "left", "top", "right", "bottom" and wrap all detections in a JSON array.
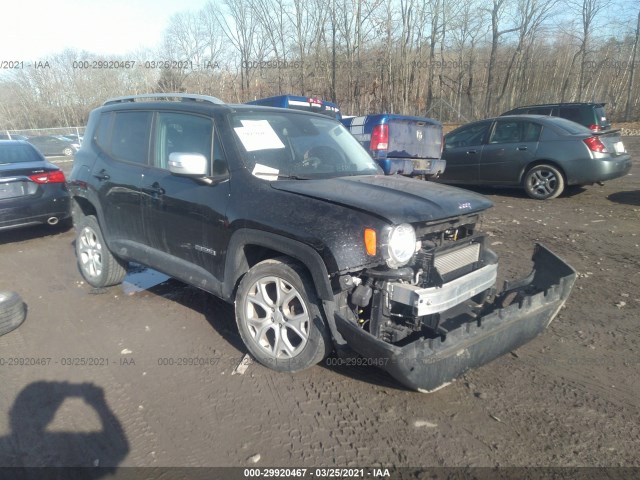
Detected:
[{"left": 222, "top": 229, "right": 335, "bottom": 302}]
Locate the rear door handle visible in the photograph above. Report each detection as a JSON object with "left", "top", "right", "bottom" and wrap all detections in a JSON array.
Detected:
[{"left": 93, "top": 169, "right": 110, "bottom": 181}]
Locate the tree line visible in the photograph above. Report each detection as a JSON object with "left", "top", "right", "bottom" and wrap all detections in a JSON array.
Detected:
[{"left": 1, "top": 0, "right": 639, "bottom": 131}]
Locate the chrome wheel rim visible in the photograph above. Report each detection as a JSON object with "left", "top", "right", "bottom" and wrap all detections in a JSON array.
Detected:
[
  {"left": 527, "top": 169, "right": 557, "bottom": 198},
  {"left": 78, "top": 227, "right": 103, "bottom": 279},
  {"left": 244, "top": 276, "right": 310, "bottom": 358}
]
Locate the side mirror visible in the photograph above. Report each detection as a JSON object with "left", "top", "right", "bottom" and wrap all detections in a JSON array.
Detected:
[{"left": 168, "top": 152, "right": 208, "bottom": 177}]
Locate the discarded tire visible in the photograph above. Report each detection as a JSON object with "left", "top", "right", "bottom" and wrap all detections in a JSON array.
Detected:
[{"left": 0, "top": 291, "right": 27, "bottom": 336}]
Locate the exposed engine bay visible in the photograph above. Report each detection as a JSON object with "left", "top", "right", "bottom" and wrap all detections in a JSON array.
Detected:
[{"left": 338, "top": 216, "right": 505, "bottom": 346}]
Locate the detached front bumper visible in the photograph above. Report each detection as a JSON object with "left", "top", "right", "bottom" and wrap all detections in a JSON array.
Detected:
[{"left": 334, "top": 244, "right": 577, "bottom": 392}]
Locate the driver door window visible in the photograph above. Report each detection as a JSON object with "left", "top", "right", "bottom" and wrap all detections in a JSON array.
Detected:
[{"left": 153, "top": 112, "right": 227, "bottom": 174}]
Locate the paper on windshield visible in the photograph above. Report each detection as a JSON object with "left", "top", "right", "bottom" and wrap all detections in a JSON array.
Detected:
[
  {"left": 234, "top": 120, "right": 285, "bottom": 152},
  {"left": 252, "top": 163, "right": 280, "bottom": 181}
]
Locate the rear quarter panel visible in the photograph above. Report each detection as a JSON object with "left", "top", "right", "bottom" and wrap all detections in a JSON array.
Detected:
[{"left": 533, "top": 136, "right": 593, "bottom": 184}]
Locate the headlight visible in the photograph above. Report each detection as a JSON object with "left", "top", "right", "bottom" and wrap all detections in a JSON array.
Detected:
[{"left": 385, "top": 223, "right": 417, "bottom": 268}]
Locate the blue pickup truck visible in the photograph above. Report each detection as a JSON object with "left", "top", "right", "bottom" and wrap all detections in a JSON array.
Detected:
[{"left": 341, "top": 114, "right": 446, "bottom": 178}]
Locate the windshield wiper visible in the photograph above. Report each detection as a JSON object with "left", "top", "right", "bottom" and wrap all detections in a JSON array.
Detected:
[{"left": 277, "top": 174, "right": 311, "bottom": 180}]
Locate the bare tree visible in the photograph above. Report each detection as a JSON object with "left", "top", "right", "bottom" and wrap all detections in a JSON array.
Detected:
[
  {"left": 624, "top": 8, "right": 640, "bottom": 120},
  {"left": 210, "top": 0, "right": 264, "bottom": 96},
  {"left": 251, "top": 0, "right": 290, "bottom": 94},
  {"left": 496, "top": 0, "right": 559, "bottom": 110},
  {"left": 424, "top": 0, "right": 446, "bottom": 113},
  {"left": 559, "top": 0, "right": 611, "bottom": 100},
  {"left": 484, "top": 0, "right": 520, "bottom": 114},
  {"left": 446, "top": 0, "right": 485, "bottom": 119}
]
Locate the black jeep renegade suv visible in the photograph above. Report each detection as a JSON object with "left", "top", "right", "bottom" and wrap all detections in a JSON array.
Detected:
[{"left": 68, "top": 93, "right": 576, "bottom": 391}]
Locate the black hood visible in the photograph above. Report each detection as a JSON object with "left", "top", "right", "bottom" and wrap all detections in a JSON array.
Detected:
[{"left": 271, "top": 175, "right": 493, "bottom": 224}]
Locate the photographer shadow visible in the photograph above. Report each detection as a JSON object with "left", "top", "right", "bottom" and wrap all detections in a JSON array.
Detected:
[{"left": 0, "top": 381, "right": 129, "bottom": 475}]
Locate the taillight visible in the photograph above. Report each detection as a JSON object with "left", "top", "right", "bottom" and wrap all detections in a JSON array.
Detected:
[
  {"left": 370, "top": 124, "right": 389, "bottom": 151},
  {"left": 308, "top": 97, "right": 322, "bottom": 108},
  {"left": 29, "top": 170, "right": 66, "bottom": 184},
  {"left": 588, "top": 124, "right": 602, "bottom": 132},
  {"left": 583, "top": 136, "right": 608, "bottom": 153}
]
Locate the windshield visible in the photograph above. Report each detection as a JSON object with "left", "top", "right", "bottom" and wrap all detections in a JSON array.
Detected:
[
  {"left": 0, "top": 143, "right": 44, "bottom": 164},
  {"left": 230, "top": 111, "right": 380, "bottom": 179}
]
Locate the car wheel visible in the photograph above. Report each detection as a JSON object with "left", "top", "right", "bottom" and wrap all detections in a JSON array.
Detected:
[
  {"left": 75, "top": 215, "right": 127, "bottom": 288},
  {"left": 62, "top": 147, "right": 74, "bottom": 156},
  {"left": 524, "top": 164, "right": 565, "bottom": 200},
  {"left": 0, "top": 291, "right": 27, "bottom": 336},
  {"left": 235, "top": 257, "right": 331, "bottom": 372}
]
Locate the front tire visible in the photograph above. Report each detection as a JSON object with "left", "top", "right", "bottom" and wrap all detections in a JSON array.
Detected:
[
  {"left": 75, "top": 215, "right": 127, "bottom": 288},
  {"left": 235, "top": 257, "right": 331, "bottom": 372},
  {"left": 524, "top": 164, "right": 565, "bottom": 200},
  {"left": 62, "top": 147, "right": 74, "bottom": 157}
]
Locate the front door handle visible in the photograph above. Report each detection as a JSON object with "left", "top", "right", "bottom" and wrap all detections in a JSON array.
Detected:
[
  {"left": 466, "top": 150, "right": 477, "bottom": 154},
  {"left": 144, "top": 182, "right": 165, "bottom": 196},
  {"left": 517, "top": 146, "right": 528, "bottom": 151}
]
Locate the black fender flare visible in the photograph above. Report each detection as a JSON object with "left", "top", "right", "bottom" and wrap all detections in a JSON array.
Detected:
[
  {"left": 222, "top": 228, "right": 333, "bottom": 301},
  {"left": 222, "top": 228, "right": 346, "bottom": 346}
]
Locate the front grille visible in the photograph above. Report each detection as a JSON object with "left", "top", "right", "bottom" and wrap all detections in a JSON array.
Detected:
[{"left": 434, "top": 243, "right": 480, "bottom": 275}]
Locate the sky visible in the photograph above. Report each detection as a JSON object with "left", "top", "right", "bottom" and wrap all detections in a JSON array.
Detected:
[{"left": 0, "top": 0, "right": 210, "bottom": 60}]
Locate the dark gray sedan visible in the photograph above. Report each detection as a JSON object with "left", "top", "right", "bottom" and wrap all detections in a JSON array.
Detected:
[
  {"left": 0, "top": 141, "right": 70, "bottom": 231},
  {"left": 439, "top": 115, "right": 632, "bottom": 199}
]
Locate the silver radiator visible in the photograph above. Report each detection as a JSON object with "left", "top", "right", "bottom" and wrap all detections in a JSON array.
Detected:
[{"left": 434, "top": 243, "right": 480, "bottom": 275}]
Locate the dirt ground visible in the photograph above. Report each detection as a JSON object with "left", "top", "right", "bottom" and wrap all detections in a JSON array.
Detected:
[{"left": 0, "top": 138, "right": 638, "bottom": 472}]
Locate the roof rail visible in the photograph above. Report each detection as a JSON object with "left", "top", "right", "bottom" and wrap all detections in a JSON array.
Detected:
[{"left": 103, "top": 93, "right": 225, "bottom": 106}]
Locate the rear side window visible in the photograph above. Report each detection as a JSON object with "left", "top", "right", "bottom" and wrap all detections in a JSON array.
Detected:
[
  {"left": 594, "top": 106, "right": 609, "bottom": 126},
  {"left": 559, "top": 106, "right": 590, "bottom": 126},
  {"left": 522, "top": 122, "right": 542, "bottom": 141},
  {"left": 94, "top": 112, "right": 112, "bottom": 151},
  {"left": 110, "top": 111, "right": 152, "bottom": 164},
  {"left": 528, "top": 107, "right": 553, "bottom": 116}
]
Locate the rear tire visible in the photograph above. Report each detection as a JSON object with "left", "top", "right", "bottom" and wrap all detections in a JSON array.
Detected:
[
  {"left": 524, "top": 164, "right": 564, "bottom": 200},
  {"left": 235, "top": 257, "right": 331, "bottom": 372},
  {"left": 75, "top": 215, "right": 127, "bottom": 288},
  {"left": 0, "top": 291, "right": 27, "bottom": 336}
]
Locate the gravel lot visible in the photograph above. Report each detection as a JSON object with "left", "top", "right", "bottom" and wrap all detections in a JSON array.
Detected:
[{"left": 0, "top": 139, "right": 638, "bottom": 471}]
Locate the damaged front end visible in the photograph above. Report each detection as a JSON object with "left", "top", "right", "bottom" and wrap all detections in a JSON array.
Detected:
[{"left": 333, "top": 224, "right": 577, "bottom": 391}]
